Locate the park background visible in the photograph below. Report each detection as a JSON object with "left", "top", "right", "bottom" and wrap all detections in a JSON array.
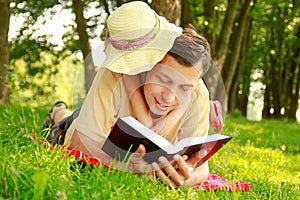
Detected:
[{"left": 0, "top": 0, "right": 299, "bottom": 199}]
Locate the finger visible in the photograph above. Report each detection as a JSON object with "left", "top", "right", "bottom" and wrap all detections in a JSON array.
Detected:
[
  {"left": 130, "top": 144, "right": 146, "bottom": 160},
  {"left": 152, "top": 162, "right": 176, "bottom": 189},
  {"left": 167, "top": 155, "right": 188, "bottom": 171},
  {"left": 171, "top": 155, "right": 187, "bottom": 169},
  {"left": 181, "top": 155, "right": 188, "bottom": 161},
  {"left": 173, "top": 154, "right": 191, "bottom": 179},
  {"left": 129, "top": 144, "right": 151, "bottom": 173},
  {"left": 158, "top": 157, "right": 184, "bottom": 186},
  {"left": 186, "top": 149, "right": 208, "bottom": 167},
  {"left": 148, "top": 172, "right": 154, "bottom": 181},
  {"left": 136, "top": 144, "right": 147, "bottom": 154}
]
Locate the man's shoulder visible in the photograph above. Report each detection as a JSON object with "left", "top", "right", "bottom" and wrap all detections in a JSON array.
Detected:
[
  {"left": 94, "top": 69, "right": 124, "bottom": 91},
  {"left": 194, "top": 78, "right": 209, "bottom": 98},
  {"left": 99, "top": 68, "right": 123, "bottom": 81}
]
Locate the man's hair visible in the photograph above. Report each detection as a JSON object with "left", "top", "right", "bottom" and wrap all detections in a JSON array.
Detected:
[{"left": 168, "top": 24, "right": 211, "bottom": 75}]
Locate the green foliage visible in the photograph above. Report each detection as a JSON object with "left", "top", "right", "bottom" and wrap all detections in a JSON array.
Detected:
[
  {"left": 0, "top": 105, "right": 299, "bottom": 199},
  {"left": 10, "top": 0, "right": 60, "bottom": 18},
  {"left": 190, "top": 0, "right": 299, "bottom": 119},
  {"left": 8, "top": 0, "right": 108, "bottom": 107},
  {"left": 192, "top": 0, "right": 228, "bottom": 36},
  {"left": 245, "top": 0, "right": 300, "bottom": 118},
  {"left": 8, "top": 53, "right": 83, "bottom": 107}
]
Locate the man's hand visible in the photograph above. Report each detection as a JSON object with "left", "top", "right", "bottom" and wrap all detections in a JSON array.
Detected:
[{"left": 152, "top": 149, "right": 209, "bottom": 188}]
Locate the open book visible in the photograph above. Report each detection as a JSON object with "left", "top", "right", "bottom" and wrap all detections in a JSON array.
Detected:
[{"left": 102, "top": 116, "right": 231, "bottom": 164}]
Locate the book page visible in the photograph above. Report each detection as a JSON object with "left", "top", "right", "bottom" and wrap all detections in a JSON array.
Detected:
[{"left": 123, "top": 116, "right": 175, "bottom": 151}]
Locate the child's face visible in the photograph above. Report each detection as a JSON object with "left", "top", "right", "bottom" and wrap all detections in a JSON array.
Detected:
[{"left": 143, "top": 54, "right": 202, "bottom": 117}]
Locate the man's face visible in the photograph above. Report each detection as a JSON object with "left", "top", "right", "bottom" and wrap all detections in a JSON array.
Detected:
[{"left": 143, "top": 54, "right": 202, "bottom": 117}]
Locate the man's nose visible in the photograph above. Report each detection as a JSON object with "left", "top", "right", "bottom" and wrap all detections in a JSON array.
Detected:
[{"left": 162, "top": 88, "right": 176, "bottom": 104}]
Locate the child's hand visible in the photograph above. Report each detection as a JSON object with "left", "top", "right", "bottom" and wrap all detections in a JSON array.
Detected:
[
  {"left": 151, "top": 119, "right": 176, "bottom": 143},
  {"left": 151, "top": 120, "right": 169, "bottom": 137},
  {"left": 137, "top": 114, "right": 153, "bottom": 128},
  {"left": 128, "top": 144, "right": 152, "bottom": 174},
  {"left": 150, "top": 108, "right": 181, "bottom": 141},
  {"left": 209, "top": 100, "right": 223, "bottom": 132}
]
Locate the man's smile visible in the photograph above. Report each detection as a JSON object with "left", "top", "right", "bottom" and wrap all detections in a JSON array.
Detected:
[{"left": 154, "top": 98, "right": 170, "bottom": 111}]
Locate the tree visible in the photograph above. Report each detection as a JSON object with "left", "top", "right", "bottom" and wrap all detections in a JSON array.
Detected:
[
  {"left": 6, "top": 0, "right": 299, "bottom": 119},
  {"left": 191, "top": 0, "right": 256, "bottom": 113},
  {"left": 229, "top": 17, "right": 253, "bottom": 115},
  {"left": 150, "top": 0, "right": 182, "bottom": 26},
  {"left": 181, "top": 0, "right": 193, "bottom": 27},
  {"left": 285, "top": 25, "right": 300, "bottom": 119},
  {"left": 8, "top": 0, "right": 63, "bottom": 104},
  {"left": 259, "top": 0, "right": 300, "bottom": 119},
  {"left": 8, "top": 0, "right": 102, "bottom": 101},
  {"left": 223, "top": 0, "right": 256, "bottom": 113},
  {"left": 151, "top": 0, "right": 258, "bottom": 114},
  {"left": 0, "top": 0, "right": 10, "bottom": 104},
  {"left": 212, "top": 0, "right": 239, "bottom": 73},
  {"left": 72, "top": 0, "right": 96, "bottom": 94}
]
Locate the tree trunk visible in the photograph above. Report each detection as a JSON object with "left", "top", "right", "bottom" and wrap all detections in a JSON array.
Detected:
[
  {"left": 274, "top": 7, "right": 285, "bottom": 118},
  {"left": 269, "top": 10, "right": 282, "bottom": 118},
  {"left": 102, "top": 0, "right": 110, "bottom": 15},
  {"left": 228, "top": 17, "right": 252, "bottom": 114},
  {"left": 150, "top": 0, "right": 182, "bottom": 26},
  {"left": 181, "top": 0, "right": 193, "bottom": 27},
  {"left": 291, "top": 25, "right": 300, "bottom": 119},
  {"left": 72, "top": 0, "right": 96, "bottom": 94},
  {"left": 116, "top": 0, "right": 125, "bottom": 7},
  {"left": 263, "top": 77, "right": 271, "bottom": 118},
  {"left": 203, "top": 0, "right": 217, "bottom": 49},
  {"left": 285, "top": 25, "right": 300, "bottom": 119},
  {"left": 263, "top": 8, "right": 276, "bottom": 119},
  {"left": 0, "top": 0, "right": 10, "bottom": 104},
  {"left": 223, "top": 0, "right": 254, "bottom": 98},
  {"left": 239, "top": 18, "right": 253, "bottom": 116},
  {"left": 202, "top": 0, "right": 225, "bottom": 109},
  {"left": 286, "top": 60, "right": 300, "bottom": 119},
  {"left": 214, "top": 0, "right": 239, "bottom": 73}
]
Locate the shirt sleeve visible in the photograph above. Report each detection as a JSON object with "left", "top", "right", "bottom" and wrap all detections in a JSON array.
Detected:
[{"left": 74, "top": 69, "right": 123, "bottom": 143}]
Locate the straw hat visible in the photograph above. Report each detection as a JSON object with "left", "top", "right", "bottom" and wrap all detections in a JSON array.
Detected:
[{"left": 100, "top": 1, "right": 182, "bottom": 75}]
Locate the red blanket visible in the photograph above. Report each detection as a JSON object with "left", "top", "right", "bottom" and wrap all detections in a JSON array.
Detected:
[{"left": 39, "top": 140, "right": 249, "bottom": 192}]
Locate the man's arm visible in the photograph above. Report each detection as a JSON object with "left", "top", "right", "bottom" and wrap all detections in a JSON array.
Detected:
[{"left": 70, "top": 130, "right": 152, "bottom": 173}]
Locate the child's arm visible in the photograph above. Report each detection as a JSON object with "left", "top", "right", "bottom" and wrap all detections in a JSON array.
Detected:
[
  {"left": 123, "top": 74, "right": 153, "bottom": 128},
  {"left": 209, "top": 100, "right": 223, "bottom": 132},
  {"left": 153, "top": 100, "right": 223, "bottom": 141},
  {"left": 151, "top": 108, "right": 182, "bottom": 142}
]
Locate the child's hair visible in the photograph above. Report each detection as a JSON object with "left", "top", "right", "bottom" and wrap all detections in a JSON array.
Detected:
[{"left": 168, "top": 24, "right": 211, "bottom": 75}]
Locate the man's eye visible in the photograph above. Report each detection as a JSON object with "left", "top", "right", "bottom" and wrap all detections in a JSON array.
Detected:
[
  {"left": 158, "top": 76, "right": 170, "bottom": 83},
  {"left": 181, "top": 86, "right": 192, "bottom": 92}
]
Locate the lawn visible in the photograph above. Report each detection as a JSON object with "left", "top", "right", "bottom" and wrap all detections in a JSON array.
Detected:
[{"left": 0, "top": 104, "right": 299, "bottom": 199}]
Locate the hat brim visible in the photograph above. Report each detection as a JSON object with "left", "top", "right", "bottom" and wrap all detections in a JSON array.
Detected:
[{"left": 100, "top": 16, "right": 182, "bottom": 75}]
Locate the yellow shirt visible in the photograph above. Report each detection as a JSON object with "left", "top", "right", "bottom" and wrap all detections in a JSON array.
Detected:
[{"left": 66, "top": 68, "right": 210, "bottom": 144}]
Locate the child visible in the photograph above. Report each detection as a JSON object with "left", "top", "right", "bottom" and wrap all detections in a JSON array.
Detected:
[{"left": 123, "top": 74, "right": 182, "bottom": 140}]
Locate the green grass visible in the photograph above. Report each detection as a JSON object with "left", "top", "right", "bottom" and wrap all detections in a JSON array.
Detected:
[{"left": 0, "top": 104, "right": 299, "bottom": 199}]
